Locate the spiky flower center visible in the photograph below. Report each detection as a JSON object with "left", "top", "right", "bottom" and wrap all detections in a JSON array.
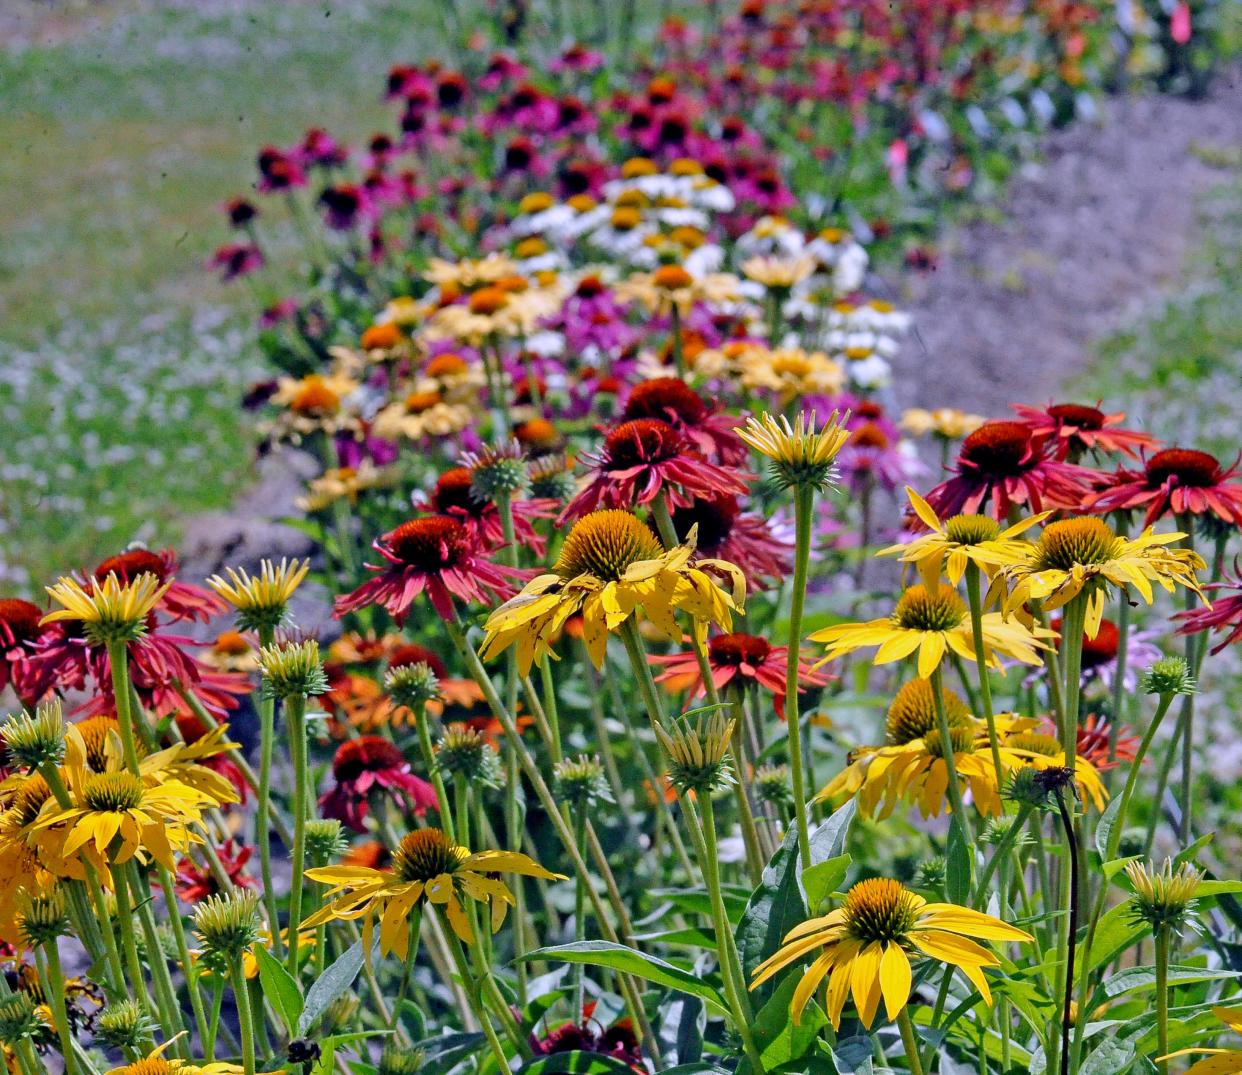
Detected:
[
  {"left": 894, "top": 585, "right": 967, "bottom": 632},
  {"left": 841, "top": 878, "right": 922, "bottom": 943},
  {"left": 1047, "top": 403, "right": 1106, "bottom": 430},
  {"left": 653, "top": 265, "right": 693, "bottom": 290},
  {"left": 386, "top": 517, "right": 471, "bottom": 571},
  {"left": 8, "top": 774, "right": 51, "bottom": 828},
  {"left": 468, "top": 287, "right": 508, "bottom": 315},
  {"left": 1006, "top": 732, "right": 1061, "bottom": 756},
  {"left": 555, "top": 510, "right": 663, "bottom": 581},
  {"left": 0, "top": 599, "right": 42, "bottom": 645},
  {"left": 960, "top": 421, "right": 1036, "bottom": 478},
  {"left": 623, "top": 377, "right": 708, "bottom": 425},
  {"left": 1035, "top": 517, "right": 1118, "bottom": 570},
  {"left": 94, "top": 550, "right": 167, "bottom": 583},
  {"left": 393, "top": 828, "right": 466, "bottom": 882},
  {"left": 944, "top": 514, "right": 1000, "bottom": 545},
  {"left": 123, "top": 1057, "right": 177, "bottom": 1075},
  {"left": 425, "top": 353, "right": 469, "bottom": 379},
  {"left": 886, "top": 679, "right": 970, "bottom": 745},
  {"left": 333, "top": 736, "right": 406, "bottom": 781},
  {"left": 924, "top": 726, "right": 977, "bottom": 757},
  {"left": 83, "top": 772, "right": 145, "bottom": 813},
  {"left": 603, "top": 418, "right": 684, "bottom": 470},
  {"left": 431, "top": 468, "right": 485, "bottom": 514},
  {"left": 708, "top": 632, "right": 772, "bottom": 667},
  {"left": 1145, "top": 448, "right": 1222, "bottom": 489}
]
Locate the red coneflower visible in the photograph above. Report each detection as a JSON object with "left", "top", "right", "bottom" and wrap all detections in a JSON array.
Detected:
[
  {"left": 649, "top": 630, "right": 830, "bottom": 717},
  {"left": 665, "top": 495, "right": 790, "bottom": 590},
  {"left": 92, "top": 548, "right": 225, "bottom": 623},
  {"left": 1175, "top": 559, "right": 1242, "bottom": 655},
  {"left": 334, "top": 516, "right": 526, "bottom": 623},
  {"left": 621, "top": 378, "right": 747, "bottom": 465},
  {"left": 318, "top": 735, "right": 438, "bottom": 832},
  {"left": 174, "top": 838, "right": 255, "bottom": 903},
  {"left": 560, "top": 418, "right": 749, "bottom": 522},
  {"left": 413, "top": 467, "right": 557, "bottom": 556},
  {"left": 0, "top": 599, "right": 58, "bottom": 706},
  {"left": 1086, "top": 448, "right": 1242, "bottom": 528},
  {"left": 922, "top": 420, "right": 1096, "bottom": 522},
  {"left": 1069, "top": 714, "right": 1138, "bottom": 771},
  {"left": 1010, "top": 402, "right": 1159, "bottom": 462}
]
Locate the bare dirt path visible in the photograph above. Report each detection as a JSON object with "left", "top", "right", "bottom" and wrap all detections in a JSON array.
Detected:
[{"left": 892, "top": 74, "right": 1242, "bottom": 418}]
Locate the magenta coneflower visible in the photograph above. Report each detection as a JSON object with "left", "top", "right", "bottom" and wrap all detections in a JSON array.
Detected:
[
  {"left": 334, "top": 516, "right": 525, "bottom": 623},
  {"left": 650, "top": 630, "right": 830, "bottom": 717},
  {"left": 665, "top": 495, "right": 790, "bottom": 590},
  {"left": 414, "top": 467, "right": 557, "bottom": 556},
  {"left": 0, "top": 599, "right": 57, "bottom": 706},
  {"left": 1175, "top": 559, "right": 1242, "bottom": 655},
  {"left": 319, "top": 736, "right": 437, "bottom": 832},
  {"left": 1086, "top": 448, "right": 1242, "bottom": 528},
  {"left": 209, "top": 243, "right": 264, "bottom": 281},
  {"left": 1010, "top": 402, "right": 1159, "bottom": 461},
  {"left": 560, "top": 418, "right": 749, "bottom": 522},
  {"left": 922, "top": 420, "right": 1096, "bottom": 522},
  {"left": 621, "top": 377, "right": 747, "bottom": 464}
]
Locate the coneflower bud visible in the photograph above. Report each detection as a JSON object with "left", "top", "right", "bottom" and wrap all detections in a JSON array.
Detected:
[
  {"left": 259, "top": 638, "right": 329, "bottom": 699},
  {"left": 1125, "top": 858, "right": 1203, "bottom": 933},
  {"left": 17, "top": 889, "right": 68, "bottom": 948},
  {"left": 1142, "top": 657, "right": 1196, "bottom": 697},
  {"left": 207, "top": 557, "right": 310, "bottom": 633},
  {"left": 915, "top": 857, "right": 946, "bottom": 893},
  {"left": 529, "top": 454, "right": 578, "bottom": 501},
  {"left": 96, "top": 999, "right": 157, "bottom": 1051},
  {"left": 385, "top": 662, "right": 441, "bottom": 709},
  {"left": 553, "top": 755, "right": 611, "bottom": 807},
  {"left": 1005, "top": 766, "right": 1060, "bottom": 811},
  {"left": 379, "top": 1043, "right": 427, "bottom": 1075},
  {"left": 193, "top": 892, "right": 261, "bottom": 961},
  {"left": 2, "top": 699, "right": 67, "bottom": 769},
  {"left": 655, "top": 712, "right": 736, "bottom": 794},
  {"left": 0, "top": 993, "right": 42, "bottom": 1047},
  {"left": 753, "top": 763, "right": 794, "bottom": 808},
  {"left": 305, "top": 818, "right": 349, "bottom": 865},
  {"left": 461, "top": 440, "right": 530, "bottom": 501},
  {"left": 436, "top": 722, "right": 501, "bottom": 787}
]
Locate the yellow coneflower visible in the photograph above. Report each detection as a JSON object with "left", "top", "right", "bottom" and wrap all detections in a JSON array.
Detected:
[
  {"left": 305, "top": 828, "right": 564, "bottom": 953},
  {"left": 751, "top": 877, "right": 1032, "bottom": 1026},
  {"left": 1158, "top": 1006, "right": 1242, "bottom": 1075},
  {"left": 810, "top": 582, "right": 1054, "bottom": 679},
  {"left": 105, "top": 1037, "right": 249, "bottom": 1073},
  {"left": 740, "top": 254, "right": 815, "bottom": 289},
  {"left": 206, "top": 558, "right": 310, "bottom": 633},
  {"left": 1001, "top": 727, "right": 1109, "bottom": 811},
  {"left": 480, "top": 510, "right": 745, "bottom": 673},
  {"left": 737, "top": 410, "right": 850, "bottom": 492},
  {"left": 42, "top": 573, "right": 169, "bottom": 644}
]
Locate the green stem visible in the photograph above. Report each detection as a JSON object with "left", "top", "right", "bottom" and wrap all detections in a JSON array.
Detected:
[
  {"left": 973, "top": 806, "right": 1032, "bottom": 908},
  {"left": 1155, "top": 925, "right": 1170, "bottom": 1075},
  {"left": 572, "top": 804, "right": 588, "bottom": 1021},
  {"left": 285, "top": 693, "right": 309, "bottom": 976},
  {"left": 156, "top": 865, "right": 213, "bottom": 1053},
  {"left": 106, "top": 641, "right": 143, "bottom": 775},
  {"left": 108, "top": 861, "right": 156, "bottom": 1050},
  {"left": 929, "top": 667, "right": 974, "bottom": 852},
  {"left": 965, "top": 564, "right": 1005, "bottom": 787},
  {"left": 1108, "top": 596, "right": 1131, "bottom": 768},
  {"left": 391, "top": 907, "right": 422, "bottom": 1032},
  {"left": 41, "top": 942, "right": 77, "bottom": 1075},
  {"left": 785, "top": 483, "right": 817, "bottom": 869},
  {"left": 669, "top": 304, "right": 686, "bottom": 377},
  {"left": 443, "top": 924, "right": 512, "bottom": 1071},
  {"left": 232, "top": 953, "right": 258, "bottom": 1075},
  {"left": 254, "top": 623, "right": 281, "bottom": 952},
  {"left": 897, "top": 1007, "right": 926, "bottom": 1075},
  {"left": 127, "top": 862, "right": 188, "bottom": 1049},
  {"left": 414, "top": 701, "right": 454, "bottom": 841}
]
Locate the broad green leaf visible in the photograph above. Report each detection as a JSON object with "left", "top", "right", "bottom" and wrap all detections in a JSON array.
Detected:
[
  {"left": 417, "top": 1032, "right": 488, "bottom": 1075},
  {"left": 1095, "top": 795, "right": 1122, "bottom": 860},
  {"left": 1084, "top": 903, "right": 1146, "bottom": 973},
  {"left": 1079, "top": 1036, "right": 1136, "bottom": 1075},
  {"left": 946, "top": 820, "right": 971, "bottom": 904},
  {"left": 802, "top": 854, "right": 851, "bottom": 912},
  {"left": 518, "top": 942, "right": 729, "bottom": 1017},
  {"left": 832, "top": 1034, "right": 875, "bottom": 1075},
  {"left": 299, "top": 939, "right": 368, "bottom": 1035},
  {"left": 253, "top": 943, "right": 303, "bottom": 1037},
  {"left": 1196, "top": 880, "right": 1242, "bottom": 897},
  {"left": 1099, "top": 965, "right": 1239, "bottom": 999},
  {"left": 751, "top": 967, "right": 828, "bottom": 1066},
  {"left": 634, "top": 926, "right": 718, "bottom": 950}
]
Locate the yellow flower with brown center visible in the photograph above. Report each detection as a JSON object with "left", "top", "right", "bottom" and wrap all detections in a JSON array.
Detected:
[
  {"left": 479, "top": 510, "right": 745, "bottom": 673},
  {"left": 751, "top": 877, "right": 1032, "bottom": 1027},
  {"left": 997, "top": 516, "right": 1206, "bottom": 637},
  {"left": 810, "top": 582, "right": 1055, "bottom": 678},
  {"left": 304, "top": 828, "right": 564, "bottom": 953}
]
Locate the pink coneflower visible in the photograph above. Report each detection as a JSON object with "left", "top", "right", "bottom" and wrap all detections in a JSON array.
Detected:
[
  {"left": 256, "top": 146, "right": 305, "bottom": 192},
  {"left": 1075, "top": 714, "right": 1138, "bottom": 771},
  {"left": 318, "top": 736, "right": 437, "bottom": 832},
  {"left": 0, "top": 599, "right": 58, "bottom": 706},
  {"left": 318, "top": 183, "right": 369, "bottom": 230},
  {"left": 549, "top": 44, "right": 605, "bottom": 75},
  {"left": 1175, "top": 559, "right": 1242, "bottom": 655},
  {"left": 665, "top": 495, "right": 790, "bottom": 590},
  {"left": 413, "top": 467, "right": 557, "bottom": 556},
  {"left": 560, "top": 418, "right": 749, "bottom": 521},
  {"left": 209, "top": 243, "right": 264, "bottom": 281},
  {"left": 92, "top": 548, "right": 224, "bottom": 624},
  {"left": 1085, "top": 448, "right": 1242, "bottom": 528},
  {"left": 296, "top": 127, "right": 348, "bottom": 169},
  {"left": 837, "top": 420, "right": 926, "bottom": 495},
  {"left": 922, "top": 420, "right": 1096, "bottom": 522},
  {"left": 620, "top": 378, "right": 747, "bottom": 465},
  {"left": 334, "top": 516, "right": 525, "bottom": 623},
  {"left": 650, "top": 631, "right": 830, "bottom": 717},
  {"left": 1010, "top": 402, "right": 1159, "bottom": 462},
  {"left": 223, "top": 197, "right": 258, "bottom": 228}
]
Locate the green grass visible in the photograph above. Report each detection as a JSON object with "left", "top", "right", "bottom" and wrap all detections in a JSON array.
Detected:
[{"left": 0, "top": 0, "right": 446, "bottom": 586}]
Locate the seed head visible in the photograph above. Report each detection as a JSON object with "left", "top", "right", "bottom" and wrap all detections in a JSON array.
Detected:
[
  {"left": 306, "top": 819, "right": 350, "bottom": 864},
  {"left": 0, "top": 993, "right": 42, "bottom": 1046},
  {"left": 461, "top": 440, "right": 530, "bottom": 500},
  {"left": 1142, "top": 657, "right": 1196, "bottom": 697},
  {"left": 753, "top": 763, "right": 794, "bottom": 808},
  {"left": 385, "top": 661, "right": 442, "bottom": 709},
  {"left": 436, "top": 722, "right": 501, "bottom": 787},
  {"left": 17, "top": 889, "right": 68, "bottom": 948},
  {"left": 96, "top": 1000, "right": 158, "bottom": 1051},
  {"left": 1125, "top": 858, "right": 1203, "bottom": 933},
  {"left": 553, "top": 755, "right": 611, "bottom": 807}
]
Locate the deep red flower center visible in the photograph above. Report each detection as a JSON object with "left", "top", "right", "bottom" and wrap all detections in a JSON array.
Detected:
[
  {"left": 386, "top": 517, "right": 471, "bottom": 570},
  {"left": 575, "top": 275, "right": 606, "bottom": 298},
  {"left": 333, "top": 735, "right": 406, "bottom": 780},
  {"left": 432, "top": 468, "right": 483, "bottom": 515},
  {"left": 603, "top": 419, "right": 683, "bottom": 470},
  {"left": 856, "top": 400, "right": 885, "bottom": 420},
  {"left": 709, "top": 632, "right": 772, "bottom": 667},
  {"left": 94, "top": 549, "right": 168, "bottom": 583},
  {"left": 0, "top": 599, "right": 42, "bottom": 646},
  {"left": 960, "top": 421, "right": 1037, "bottom": 478},
  {"left": 387, "top": 643, "right": 448, "bottom": 679},
  {"left": 1047, "top": 403, "right": 1106, "bottom": 430},
  {"left": 1145, "top": 448, "right": 1222, "bottom": 489},
  {"left": 623, "top": 378, "right": 708, "bottom": 425},
  {"left": 669, "top": 495, "right": 738, "bottom": 550},
  {"left": 851, "top": 421, "right": 890, "bottom": 450}
]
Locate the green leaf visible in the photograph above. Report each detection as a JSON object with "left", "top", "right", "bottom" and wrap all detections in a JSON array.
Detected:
[
  {"left": 1079, "top": 1036, "right": 1136, "bottom": 1075},
  {"left": 657, "top": 992, "right": 704, "bottom": 1067},
  {"left": 1196, "top": 880, "right": 1242, "bottom": 897},
  {"left": 1099, "top": 965, "right": 1240, "bottom": 999},
  {"left": 299, "top": 939, "right": 369, "bottom": 1035},
  {"left": 752, "top": 967, "right": 828, "bottom": 1066},
  {"left": 802, "top": 854, "right": 851, "bottom": 913},
  {"left": 416, "top": 1032, "right": 487, "bottom": 1075},
  {"left": 946, "top": 820, "right": 971, "bottom": 905},
  {"left": 1084, "top": 904, "right": 1145, "bottom": 973},
  {"left": 832, "top": 1034, "right": 875, "bottom": 1075},
  {"left": 517, "top": 1053, "right": 638, "bottom": 1074},
  {"left": 254, "top": 943, "right": 304, "bottom": 1037},
  {"left": 633, "top": 927, "right": 718, "bottom": 950},
  {"left": 517, "top": 942, "right": 729, "bottom": 1017},
  {"left": 1095, "top": 795, "right": 1122, "bottom": 860}
]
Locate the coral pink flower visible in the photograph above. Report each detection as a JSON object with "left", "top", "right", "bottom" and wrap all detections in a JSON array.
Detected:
[
  {"left": 665, "top": 495, "right": 790, "bottom": 590},
  {"left": 1010, "top": 402, "right": 1159, "bottom": 461},
  {"left": 1085, "top": 448, "right": 1242, "bottom": 527},
  {"left": 318, "top": 736, "right": 437, "bottom": 832},
  {"left": 0, "top": 599, "right": 59, "bottom": 706},
  {"left": 174, "top": 838, "right": 255, "bottom": 903},
  {"left": 1175, "top": 559, "right": 1242, "bottom": 655},
  {"left": 413, "top": 467, "right": 557, "bottom": 556}
]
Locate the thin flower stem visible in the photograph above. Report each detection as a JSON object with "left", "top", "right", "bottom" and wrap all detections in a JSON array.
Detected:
[
  {"left": 929, "top": 667, "right": 974, "bottom": 851},
  {"left": 285, "top": 693, "right": 310, "bottom": 977},
  {"left": 572, "top": 804, "right": 589, "bottom": 1021},
  {"left": 391, "top": 908, "right": 423, "bottom": 1032},
  {"left": 106, "top": 641, "right": 144, "bottom": 776},
  {"left": 1108, "top": 595, "right": 1131, "bottom": 768},
  {"left": 973, "top": 806, "right": 1032, "bottom": 908},
  {"left": 443, "top": 923, "right": 512, "bottom": 1071},
  {"left": 109, "top": 861, "right": 157, "bottom": 1050},
  {"left": 897, "top": 1007, "right": 926, "bottom": 1075},
  {"left": 1155, "top": 924, "right": 1170, "bottom": 1075},
  {"left": 1175, "top": 516, "right": 1204, "bottom": 844},
  {"left": 231, "top": 953, "right": 258, "bottom": 1075},
  {"left": 127, "top": 862, "right": 189, "bottom": 1050},
  {"left": 413, "top": 700, "right": 454, "bottom": 841},
  {"left": 253, "top": 622, "right": 283, "bottom": 951},
  {"left": 40, "top": 943, "right": 77, "bottom": 1075},
  {"left": 1051, "top": 788, "right": 1080, "bottom": 1075},
  {"left": 965, "top": 564, "right": 1005, "bottom": 787},
  {"left": 785, "top": 482, "right": 817, "bottom": 869},
  {"left": 155, "top": 864, "right": 213, "bottom": 1053}
]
